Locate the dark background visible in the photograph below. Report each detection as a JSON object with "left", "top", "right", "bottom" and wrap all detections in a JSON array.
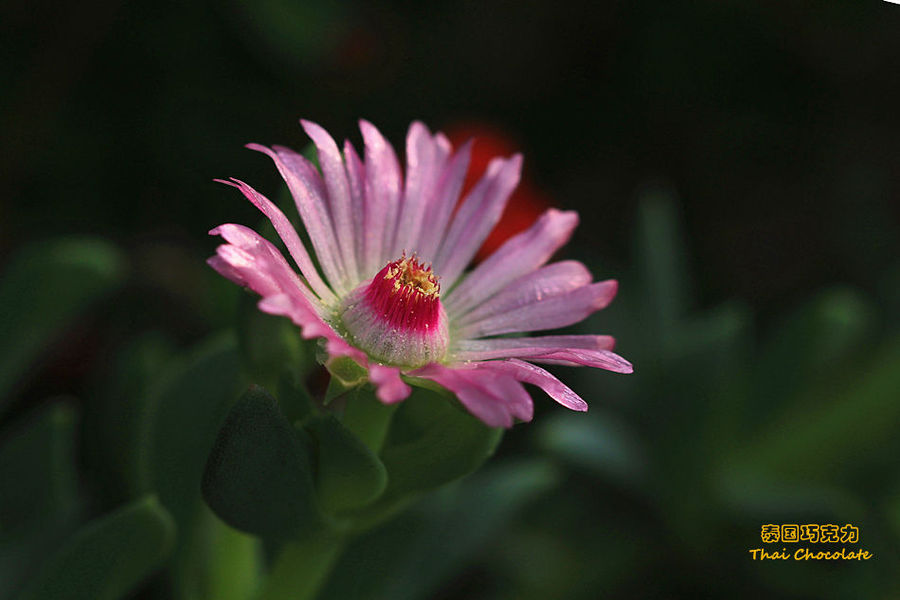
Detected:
[{"left": 2, "top": 1, "right": 899, "bottom": 599}]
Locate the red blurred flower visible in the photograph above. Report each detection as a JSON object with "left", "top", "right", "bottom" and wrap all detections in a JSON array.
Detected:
[{"left": 443, "top": 123, "right": 550, "bottom": 262}]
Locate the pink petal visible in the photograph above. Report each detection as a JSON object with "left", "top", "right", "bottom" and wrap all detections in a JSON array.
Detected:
[
  {"left": 246, "top": 143, "right": 349, "bottom": 294},
  {"left": 454, "top": 335, "right": 616, "bottom": 353},
  {"left": 453, "top": 346, "right": 632, "bottom": 373},
  {"left": 413, "top": 364, "right": 532, "bottom": 428},
  {"left": 432, "top": 154, "right": 523, "bottom": 289},
  {"left": 359, "top": 119, "right": 403, "bottom": 277},
  {"left": 258, "top": 294, "right": 348, "bottom": 358},
  {"left": 369, "top": 364, "right": 412, "bottom": 404},
  {"left": 414, "top": 140, "right": 473, "bottom": 264},
  {"left": 391, "top": 122, "right": 450, "bottom": 259},
  {"left": 444, "top": 209, "right": 579, "bottom": 316},
  {"left": 301, "top": 120, "right": 360, "bottom": 284},
  {"left": 453, "top": 261, "right": 592, "bottom": 326},
  {"left": 457, "top": 280, "right": 619, "bottom": 339},
  {"left": 478, "top": 359, "right": 588, "bottom": 412},
  {"left": 215, "top": 178, "right": 336, "bottom": 304},
  {"left": 343, "top": 140, "right": 368, "bottom": 277},
  {"left": 209, "top": 224, "right": 322, "bottom": 308}
]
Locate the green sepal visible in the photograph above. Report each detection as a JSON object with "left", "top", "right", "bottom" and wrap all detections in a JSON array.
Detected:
[
  {"left": 17, "top": 495, "right": 175, "bottom": 600},
  {"left": 324, "top": 356, "right": 368, "bottom": 392},
  {"left": 202, "top": 385, "right": 325, "bottom": 540},
  {"left": 304, "top": 414, "right": 388, "bottom": 513}
]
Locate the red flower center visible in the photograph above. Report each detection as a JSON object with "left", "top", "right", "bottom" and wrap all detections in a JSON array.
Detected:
[{"left": 364, "top": 254, "right": 442, "bottom": 333}]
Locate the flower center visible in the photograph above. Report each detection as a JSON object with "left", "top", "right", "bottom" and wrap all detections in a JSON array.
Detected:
[{"left": 339, "top": 254, "right": 449, "bottom": 367}]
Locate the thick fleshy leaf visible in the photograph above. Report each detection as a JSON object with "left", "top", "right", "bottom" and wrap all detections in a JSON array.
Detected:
[
  {"left": 378, "top": 382, "right": 503, "bottom": 497},
  {"left": 755, "top": 287, "right": 874, "bottom": 410},
  {"left": 318, "top": 459, "right": 559, "bottom": 600},
  {"left": 538, "top": 412, "right": 646, "bottom": 488},
  {"left": 178, "top": 510, "right": 262, "bottom": 600},
  {"left": 85, "top": 333, "right": 176, "bottom": 502},
  {"left": 0, "top": 403, "right": 79, "bottom": 534},
  {"left": 17, "top": 495, "right": 175, "bottom": 600},
  {"left": 202, "top": 386, "right": 323, "bottom": 540},
  {"left": 0, "top": 238, "right": 124, "bottom": 413},
  {"left": 138, "top": 334, "right": 242, "bottom": 531},
  {"left": 723, "top": 338, "right": 900, "bottom": 483},
  {"left": 305, "top": 414, "right": 388, "bottom": 513},
  {"left": 0, "top": 403, "right": 81, "bottom": 599}
]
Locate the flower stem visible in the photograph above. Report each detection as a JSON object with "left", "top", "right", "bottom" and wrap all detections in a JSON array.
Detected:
[
  {"left": 256, "top": 531, "right": 343, "bottom": 600},
  {"left": 341, "top": 385, "right": 397, "bottom": 453}
]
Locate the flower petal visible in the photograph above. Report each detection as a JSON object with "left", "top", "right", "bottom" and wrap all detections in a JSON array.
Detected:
[
  {"left": 301, "top": 120, "right": 360, "bottom": 285},
  {"left": 454, "top": 335, "right": 616, "bottom": 353},
  {"left": 359, "top": 119, "right": 403, "bottom": 277},
  {"left": 246, "top": 143, "right": 349, "bottom": 294},
  {"left": 432, "top": 154, "right": 522, "bottom": 289},
  {"left": 369, "top": 364, "right": 412, "bottom": 404},
  {"left": 210, "top": 224, "right": 324, "bottom": 312},
  {"left": 215, "top": 178, "right": 336, "bottom": 304},
  {"left": 444, "top": 209, "right": 579, "bottom": 315},
  {"left": 478, "top": 359, "right": 588, "bottom": 412},
  {"left": 343, "top": 140, "right": 367, "bottom": 277},
  {"left": 256, "top": 293, "right": 374, "bottom": 382},
  {"left": 453, "top": 260, "right": 592, "bottom": 326},
  {"left": 453, "top": 346, "right": 632, "bottom": 373},
  {"left": 456, "top": 280, "right": 618, "bottom": 339},
  {"left": 413, "top": 363, "right": 532, "bottom": 428},
  {"left": 392, "top": 122, "right": 450, "bottom": 259},
  {"left": 414, "top": 139, "right": 472, "bottom": 264}
]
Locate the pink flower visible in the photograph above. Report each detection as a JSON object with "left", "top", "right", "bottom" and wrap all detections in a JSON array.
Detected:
[{"left": 209, "top": 120, "right": 632, "bottom": 428}]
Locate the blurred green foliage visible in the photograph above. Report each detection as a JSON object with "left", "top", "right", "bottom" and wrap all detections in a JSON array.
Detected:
[{"left": 1, "top": 187, "right": 896, "bottom": 598}]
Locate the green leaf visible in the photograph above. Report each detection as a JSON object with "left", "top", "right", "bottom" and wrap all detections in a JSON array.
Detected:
[
  {"left": 378, "top": 382, "right": 503, "bottom": 498},
  {"left": 202, "top": 385, "right": 324, "bottom": 540},
  {"left": 305, "top": 414, "right": 388, "bottom": 513},
  {"left": 722, "top": 338, "right": 900, "bottom": 483},
  {"left": 138, "top": 334, "right": 242, "bottom": 529},
  {"left": 756, "top": 287, "right": 874, "bottom": 408},
  {"left": 17, "top": 495, "right": 175, "bottom": 600},
  {"left": 176, "top": 507, "right": 262, "bottom": 600},
  {"left": 277, "top": 369, "right": 317, "bottom": 424},
  {"left": 634, "top": 187, "right": 692, "bottom": 346},
  {"left": 0, "top": 403, "right": 79, "bottom": 534},
  {"left": 538, "top": 411, "right": 646, "bottom": 489},
  {"left": 0, "top": 238, "right": 125, "bottom": 412},
  {"left": 319, "top": 459, "right": 559, "bottom": 600},
  {"left": 85, "top": 333, "right": 176, "bottom": 502},
  {"left": 0, "top": 403, "right": 81, "bottom": 599}
]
